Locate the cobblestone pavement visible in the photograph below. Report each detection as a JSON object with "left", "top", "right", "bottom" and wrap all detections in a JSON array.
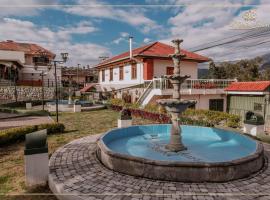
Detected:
[
  {"left": 0, "top": 115, "right": 54, "bottom": 130},
  {"left": 49, "top": 134, "right": 270, "bottom": 200}
]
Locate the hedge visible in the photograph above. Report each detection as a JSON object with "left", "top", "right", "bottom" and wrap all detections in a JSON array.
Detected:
[
  {"left": 0, "top": 123, "right": 65, "bottom": 146},
  {"left": 1, "top": 100, "right": 49, "bottom": 108},
  {"left": 108, "top": 98, "right": 241, "bottom": 128}
]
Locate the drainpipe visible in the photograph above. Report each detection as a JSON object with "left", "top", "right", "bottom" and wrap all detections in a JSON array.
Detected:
[{"left": 129, "top": 36, "right": 133, "bottom": 59}]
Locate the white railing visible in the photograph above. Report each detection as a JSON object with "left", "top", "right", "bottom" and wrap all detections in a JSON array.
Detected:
[{"left": 152, "top": 78, "right": 236, "bottom": 90}]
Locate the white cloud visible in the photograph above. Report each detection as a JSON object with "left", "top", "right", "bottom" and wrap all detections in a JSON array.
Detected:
[
  {"left": 63, "top": 0, "right": 161, "bottom": 34},
  {"left": 162, "top": 0, "right": 270, "bottom": 62},
  {"left": 111, "top": 32, "right": 130, "bottom": 44},
  {"left": 0, "top": 0, "right": 56, "bottom": 17},
  {"left": 143, "top": 38, "right": 151, "bottom": 43},
  {"left": 0, "top": 18, "right": 111, "bottom": 66}
]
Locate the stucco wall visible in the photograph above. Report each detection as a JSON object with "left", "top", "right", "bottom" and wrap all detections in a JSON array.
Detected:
[
  {"left": 99, "top": 63, "right": 144, "bottom": 89},
  {"left": 181, "top": 94, "right": 227, "bottom": 111},
  {"left": 19, "top": 65, "right": 61, "bottom": 84},
  {"left": 0, "top": 86, "right": 55, "bottom": 104},
  {"left": 0, "top": 50, "right": 25, "bottom": 63},
  {"left": 153, "top": 59, "right": 198, "bottom": 79}
]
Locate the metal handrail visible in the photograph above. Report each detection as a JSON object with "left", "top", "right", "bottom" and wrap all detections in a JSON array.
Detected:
[{"left": 136, "top": 80, "right": 153, "bottom": 104}]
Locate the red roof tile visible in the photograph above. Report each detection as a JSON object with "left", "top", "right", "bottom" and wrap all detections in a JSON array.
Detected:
[
  {"left": 96, "top": 42, "right": 209, "bottom": 67},
  {"left": 80, "top": 83, "right": 97, "bottom": 93},
  {"left": 225, "top": 81, "right": 270, "bottom": 92},
  {"left": 0, "top": 40, "right": 55, "bottom": 58}
]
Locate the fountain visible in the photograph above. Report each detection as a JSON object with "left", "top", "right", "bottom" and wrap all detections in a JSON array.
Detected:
[
  {"left": 96, "top": 39, "right": 264, "bottom": 182},
  {"left": 157, "top": 39, "right": 196, "bottom": 152}
]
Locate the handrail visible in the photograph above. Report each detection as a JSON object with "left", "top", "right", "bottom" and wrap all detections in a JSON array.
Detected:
[
  {"left": 136, "top": 80, "right": 153, "bottom": 104},
  {"left": 152, "top": 78, "right": 236, "bottom": 90}
]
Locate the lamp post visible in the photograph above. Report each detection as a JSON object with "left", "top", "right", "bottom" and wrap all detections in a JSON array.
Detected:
[
  {"left": 40, "top": 71, "right": 47, "bottom": 110},
  {"left": 77, "top": 63, "right": 80, "bottom": 90},
  {"left": 52, "top": 53, "right": 69, "bottom": 123},
  {"left": 34, "top": 51, "right": 51, "bottom": 111}
]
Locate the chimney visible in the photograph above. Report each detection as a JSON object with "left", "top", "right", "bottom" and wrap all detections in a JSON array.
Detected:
[{"left": 129, "top": 36, "right": 133, "bottom": 59}]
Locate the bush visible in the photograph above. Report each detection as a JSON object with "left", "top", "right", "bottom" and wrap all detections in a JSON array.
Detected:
[
  {"left": 1, "top": 100, "right": 49, "bottom": 108},
  {"left": 0, "top": 123, "right": 65, "bottom": 146},
  {"left": 182, "top": 109, "right": 241, "bottom": 128},
  {"left": 108, "top": 98, "right": 241, "bottom": 128}
]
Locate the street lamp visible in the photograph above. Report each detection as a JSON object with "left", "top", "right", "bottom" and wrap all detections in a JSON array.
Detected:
[
  {"left": 51, "top": 53, "right": 69, "bottom": 123},
  {"left": 77, "top": 63, "right": 80, "bottom": 90},
  {"left": 40, "top": 71, "right": 48, "bottom": 111},
  {"left": 33, "top": 50, "right": 51, "bottom": 111}
]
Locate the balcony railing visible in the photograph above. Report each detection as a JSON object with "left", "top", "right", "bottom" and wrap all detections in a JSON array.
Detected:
[{"left": 152, "top": 78, "right": 236, "bottom": 90}]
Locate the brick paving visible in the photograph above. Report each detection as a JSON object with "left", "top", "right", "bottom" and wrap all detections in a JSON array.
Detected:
[{"left": 49, "top": 134, "right": 270, "bottom": 200}]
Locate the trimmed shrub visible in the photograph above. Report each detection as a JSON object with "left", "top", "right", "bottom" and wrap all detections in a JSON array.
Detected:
[
  {"left": 37, "top": 123, "right": 65, "bottom": 134},
  {"left": 108, "top": 98, "right": 241, "bottom": 128},
  {"left": 1, "top": 100, "right": 49, "bottom": 108},
  {"left": 0, "top": 123, "right": 65, "bottom": 146}
]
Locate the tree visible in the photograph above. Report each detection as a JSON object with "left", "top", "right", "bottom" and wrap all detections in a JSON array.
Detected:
[{"left": 207, "top": 57, "right": 263, "bottom": 81}]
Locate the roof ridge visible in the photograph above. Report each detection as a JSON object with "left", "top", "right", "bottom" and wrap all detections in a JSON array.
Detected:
[{"left": 137, "top": 42, "right": 158, "bottom": 55}]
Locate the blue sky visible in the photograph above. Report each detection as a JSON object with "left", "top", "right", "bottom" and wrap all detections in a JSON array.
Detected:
[{"left": 0, "top": 0, "right": 269, "bottom": 66}]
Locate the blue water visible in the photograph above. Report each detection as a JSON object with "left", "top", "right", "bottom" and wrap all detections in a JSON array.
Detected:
[{"left": 102, "top": 125, "right": 257, "bottom": 162}]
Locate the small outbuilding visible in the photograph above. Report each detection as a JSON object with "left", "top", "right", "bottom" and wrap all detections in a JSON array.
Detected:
[{"left": 225, "top": 81, "right": 270, "bottom": 133}]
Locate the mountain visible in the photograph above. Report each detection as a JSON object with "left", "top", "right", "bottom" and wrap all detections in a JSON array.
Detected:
[{"left": 261, "top": 53, "right": 270, "bottom": 70}]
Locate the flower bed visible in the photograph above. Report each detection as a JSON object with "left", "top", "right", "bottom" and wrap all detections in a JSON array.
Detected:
[{"left": 108, "top": 98, "right": 241, "bottom": 128}]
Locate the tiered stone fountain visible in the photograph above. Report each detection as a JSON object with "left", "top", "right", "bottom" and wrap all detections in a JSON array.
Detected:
[
  {"left": 96, "top": 39, "right": 264, "bottom": 182},
  {"left": 157, "top": 39, "right": 196, "bottom": 152}
]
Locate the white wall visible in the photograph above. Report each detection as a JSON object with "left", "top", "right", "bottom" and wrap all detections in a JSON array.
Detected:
[
  {"left": 153, "top": 59, "right": 198, "bottom": 79},
  {"left": 20, "top": 65, "right": 62, "bottom": 85},
  {"left": 182, "top": 94, "right": 226, "bottom": 111},
  {"left": 99, "top": 63, "right": 144, "bottom": 89},
  {"left": 0, "top": 50, "right": 25, "bottom": 63}
]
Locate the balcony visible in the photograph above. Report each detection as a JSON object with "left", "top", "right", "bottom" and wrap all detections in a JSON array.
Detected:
[{"left": 151, "top": 78, "right": 236, "bottom": 95}]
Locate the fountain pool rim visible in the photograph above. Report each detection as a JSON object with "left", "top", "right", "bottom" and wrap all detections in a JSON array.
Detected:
[{"left": 97, "top": 124, "right": 264, "bottom": 182}]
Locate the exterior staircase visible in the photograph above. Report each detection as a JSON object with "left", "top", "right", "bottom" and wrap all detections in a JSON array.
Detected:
[{"left": 136, "top": 80, "right": 153, "bottom": 105}]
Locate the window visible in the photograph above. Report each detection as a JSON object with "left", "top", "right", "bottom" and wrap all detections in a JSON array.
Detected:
[
  {"left": 254, "top": 103, "right": 263, "bottom": 112},
  {"left": 32, "top": 56, "right": 49, "bottom": 65},
  {"left": 131, "top": 64, "right": 137, "bottom": 79},
  {"left": 109, "top": 68, "right": 113, "bottom": 81},
  {"left": 119, "top": 66, "right": 124, "bottom": 80},
  {"left": 209, "top": 99, "right": 224, "bottom": 112},
  {"left": 101, "top": 70, "right": 105, "bottom": 82}
]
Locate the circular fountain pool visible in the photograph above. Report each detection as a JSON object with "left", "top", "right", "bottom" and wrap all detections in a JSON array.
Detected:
[{"left": 97, "top": 124, "right": 264, "bottom": 182}]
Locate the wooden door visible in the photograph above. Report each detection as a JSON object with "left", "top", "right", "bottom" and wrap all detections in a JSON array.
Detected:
[{"left": 166, "top": 67, "right": 174, "bottom": 75}]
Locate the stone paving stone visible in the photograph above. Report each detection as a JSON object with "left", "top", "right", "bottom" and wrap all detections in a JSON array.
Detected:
[{"left": 49, "top": 135, "right": 270, "bottom": 200}]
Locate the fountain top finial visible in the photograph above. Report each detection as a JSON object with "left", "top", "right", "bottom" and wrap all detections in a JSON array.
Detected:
[{"left": 171, "top": 39, "right": 183, "bottom": 54}]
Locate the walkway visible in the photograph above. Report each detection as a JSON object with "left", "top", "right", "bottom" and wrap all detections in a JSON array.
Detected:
[
  {"left": 49, "top": 134, "right": 270, "bottom": 200},
  {"left": 0, "top": 115, "right": 54, "bottom": 130}
]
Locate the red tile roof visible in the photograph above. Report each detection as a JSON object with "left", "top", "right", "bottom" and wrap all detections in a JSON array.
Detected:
[
  {"left": 0, "top": 40, "right": 55, "bottom": 58},
  {"left": 96, "top": 42, "right": 209, "bottom": 68},
  {"left": 225, "top": 81, "right": 270, "bottom": 92},
  {"left": 80, "top": 83, "right": 97, "bottom": 93}
]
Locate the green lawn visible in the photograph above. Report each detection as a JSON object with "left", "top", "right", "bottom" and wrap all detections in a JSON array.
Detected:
[{"left": 0, "top": 109, "right": 155, "bottom": 199}]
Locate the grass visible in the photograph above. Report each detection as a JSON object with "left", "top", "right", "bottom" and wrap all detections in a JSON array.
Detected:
[{"left": 0, "top": 109, "right": 156, "bottom": 199}]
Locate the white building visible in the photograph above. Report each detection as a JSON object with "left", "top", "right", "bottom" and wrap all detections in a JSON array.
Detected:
[
  {"left": 0, "top": 40, "right": 60, "bottom": 87},
  {"left": 95, "top": 41, "right": 235, "bottom": 111}
]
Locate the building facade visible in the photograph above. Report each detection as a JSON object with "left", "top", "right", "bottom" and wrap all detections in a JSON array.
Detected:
[
  {"left": 226, "top": 81, "right": 270, "bottom": 132},
  {"left": 95, "top": 41, "right": 235, "bottom": 111},
  {"left": 0, "top": 40, "right": 59, "bottom": 87},
  {"left": 61, "top": 66, "right": 98, "bottom": 88}
]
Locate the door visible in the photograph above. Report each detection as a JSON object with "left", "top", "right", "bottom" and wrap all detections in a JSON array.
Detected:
[
  {"left": 209, "top": 99, "right": 224, "bottom": 112},
  {"left": 166, "top": 67, "right": 174, "bottom": 75}
]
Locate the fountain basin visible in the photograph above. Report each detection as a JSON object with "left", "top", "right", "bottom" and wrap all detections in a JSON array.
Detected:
[{"left": 97, "top": 125, "right": 264, "bottom": 182}]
